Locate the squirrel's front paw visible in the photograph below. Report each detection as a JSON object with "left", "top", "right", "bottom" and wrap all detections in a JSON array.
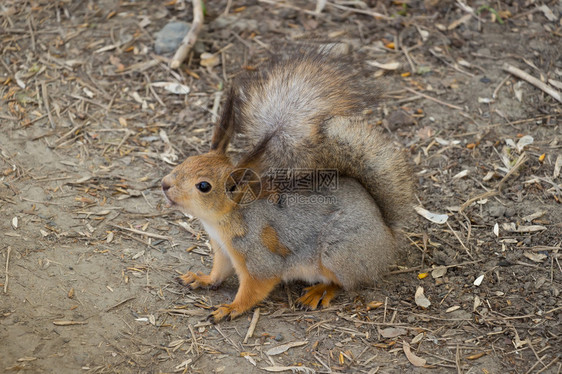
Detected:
[
  {"left": 208, "top": 304, "right": 244, "bottom": 323},
  {"left": 177, "top": 272, "right": 213, "bottom": 289}
]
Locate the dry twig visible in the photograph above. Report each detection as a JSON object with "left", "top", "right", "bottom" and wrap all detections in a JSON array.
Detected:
[
  {"left": 243, "top": 308, "right": 260, "bottom": 344},
  {"left": 446, "top": 221, "right": 472, "bottom": 258},
  {"left": 326, "top": 1, "right": 390, "bottom": 20},
  {"left": 404, "top": 87, "right": 464, "bottom": 111},
  {"left": 493, "top": 75, "right": 510, "bottom": 98},
  {"left": 42, "top": 82, "right": 56, "bottom": 128},
  {"left": 502, "top": 63, "right": 562, "bottom": 103},
  {"left": 109, "top": 224, "right": 171, "bottom": 240},
  {"left": 459, "top": 190, "right": 498, "bottom": 212},
  {"left": 170, "top": 0, "right": 204, "bottom": 69},
  {"left": 259, "top": 0, "right": 319, "bottom": 16},
  {"left": 497, "top": 152, "right": 528, "bottom": 191},
  {"left": 4, "top": 246, "right": 11, "bottom": 293}
]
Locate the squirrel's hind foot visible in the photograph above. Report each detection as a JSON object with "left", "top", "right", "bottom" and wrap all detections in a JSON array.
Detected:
[{"left": 296, "top": 283, "right": 340, "bottom": 310}]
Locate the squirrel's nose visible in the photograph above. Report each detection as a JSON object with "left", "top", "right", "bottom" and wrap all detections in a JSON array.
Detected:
[{"left": 161, "top": 177, "right": 172, "bottom": 192}]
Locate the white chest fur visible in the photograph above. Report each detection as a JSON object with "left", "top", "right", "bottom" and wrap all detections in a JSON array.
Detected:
[
  {"left": 282, "top": 264, "right": 329, "bottom": 284},
  {"left": 200, "top": 220, "right": 231, "bottom": 258}
]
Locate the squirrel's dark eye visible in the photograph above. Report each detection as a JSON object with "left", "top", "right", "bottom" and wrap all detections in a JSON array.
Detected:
[{"left": 196, "top": 181, "right": 212, "bottom": 193}]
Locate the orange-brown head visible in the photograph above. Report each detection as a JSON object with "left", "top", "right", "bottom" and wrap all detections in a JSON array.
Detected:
[
  {"left": 162, "top": 87, "right": 267, "bottom": 221},
  {"left": 161, "top": 151, "right": 238, "bottom": 221}
]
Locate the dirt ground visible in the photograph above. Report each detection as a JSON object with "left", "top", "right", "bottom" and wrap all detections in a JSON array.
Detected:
[{"left": 1, "top": 0, "right": 561, "bottom": 373}]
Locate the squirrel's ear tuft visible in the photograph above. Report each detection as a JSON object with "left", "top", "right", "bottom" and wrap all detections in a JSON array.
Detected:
[
  {"left": 236, "top": 131, "right": 275, "bottom": 169},
  {"left": 210, "top": 88, "right": 236, "bottom": 154}
]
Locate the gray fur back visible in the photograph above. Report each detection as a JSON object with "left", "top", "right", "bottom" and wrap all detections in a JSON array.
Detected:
[{"left": 233, "top": 178, "right": 396, "bottom": 289}]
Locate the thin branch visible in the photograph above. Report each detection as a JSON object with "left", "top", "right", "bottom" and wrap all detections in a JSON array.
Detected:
[
  {"left": 170, "top": 0, "right": 204, "bottom": 69},
  {"left": 502, "top": 63, "right": 562, "bottom": 103},
  {"left": 243, "top": 308, "right": 260, "bottom": 344},
  {"left": 326, "top": 1, "right": 391, "bottom": 20},
  {"left": 404, "top": 87, "right": 464, "bottom": 111},
  {"left": 4, "top": 246, "right": 11, "bottom": 293}
]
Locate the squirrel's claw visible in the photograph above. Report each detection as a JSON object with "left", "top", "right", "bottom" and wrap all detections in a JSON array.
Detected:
[
  {"left": 296, "top": 286, "right": 322, "bottom": 310},
  {"left": 176, "top": 271, "right": 213, "bottom": 289},
  {"left": 208, "top": 304, "right": 243, "bottom": 323},
  {"left": 296, "top": 283, "right": 340, "bottom": 310}
]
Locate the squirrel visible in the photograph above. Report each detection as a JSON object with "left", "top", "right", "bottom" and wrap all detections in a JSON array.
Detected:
[{"left": 162, "top": 49, "right": 414, "bottom": 322}]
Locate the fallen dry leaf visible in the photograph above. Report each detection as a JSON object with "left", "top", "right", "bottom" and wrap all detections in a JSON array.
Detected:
[
  {"left": 265, "top": 341, "right": 308, "bottom": 356},
  {"left": 414, "top": 287, "right": 431, "bottom": 308},
  {"left": 483, "top": 171, "right": 496, "bottom": 181},
  {"left": 403, "top": 341, "right": 427, "bottom": 367},
  {"left": 367, "top": 60, "right": 401, "bottom": 70},
  {"left": 415, "top": 206, "right": 448, "bottom": 224},
  {"left": 522, "top": 211, "right": 546, "bottom": 222},
  {"left": 502, "top": 223, "right": 547, "bottom": 233},
  {"left": 473, "top": 295, "right": 481, "bottom": 311},
  {"left": 474, "top": 274, "right": 484, "bottom": 286},
  {"left": 243, "top": 354, "right": 257, "bottom": 366},
  {"left": 516, "top": 135, "right": 533, "bottom": 152},
  {"left": 452, "top": 169, "right": 469, "bottom": 180},
  {"left": 379, "top": 327, "right": 407, "bottom": 338},
  {"left": 514, "top": 81, "right": 524, "bottom": 102},
  {"left": 431, "top": 266, "right": 447, "bottom": 278},
  {"left": 151, "top": 82, "right": 190, "bottom": 95},
  {"left": 200, "top": 52, "right": 220, "bottom": 67},
  {"left": 523, "top": 252, "right": 547, "bottom": 263},
  {"left": 514, "top": 225, "right": 547, "bottom": 233},
  {"left": 554, "top": 155, "right": 561, "bottom": 179},
  {"left": 538, "top": 4, "right": 557, "bottom": 21},
  {"left": 411, "top": 332, "right": 424, "bottom": 344},
  {"left": 435, "top": 137, "right": 461, "bottom": 146}
]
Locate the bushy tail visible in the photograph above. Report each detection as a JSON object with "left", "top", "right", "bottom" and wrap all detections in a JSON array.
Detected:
[
  {"left": 231, "top": 50, "right": 378, "bottom": 157},
  {"left": 213, "top": 50, "right": 414, "bottom": 229},
  {"left": 320, "top": 117, "right": 414, "bottom": 229}
]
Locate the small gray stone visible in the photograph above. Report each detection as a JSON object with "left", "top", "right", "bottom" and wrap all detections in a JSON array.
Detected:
[
  {"left": 154, "top": 21, "right": 191, "bottom": 54},
  {"left": 504, "top": 206, "right": 516, "bottom": 217},
  {"left": 386, "top": 110, "right": 416, "bottom": 130},
  {"left": 432, "top": 250, "right": 452, "bottom": 266},
  {"left": 488, "top": 204, "right": 506, "bottom": 218}
]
